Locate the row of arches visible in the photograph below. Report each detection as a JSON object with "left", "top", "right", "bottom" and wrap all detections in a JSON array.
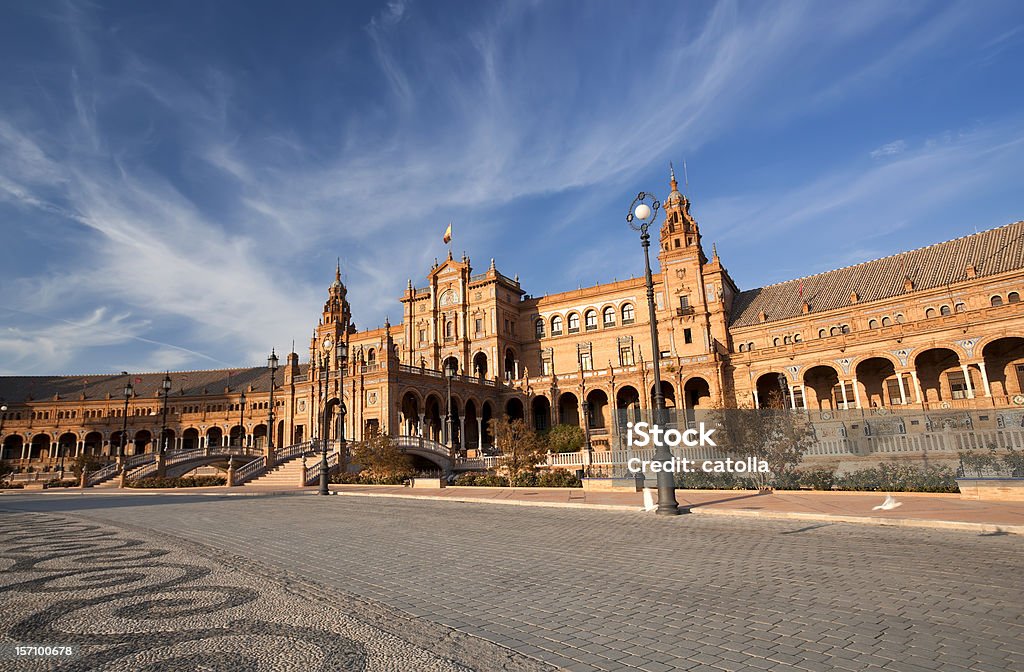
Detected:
[
  {"left": 1, "top": 422, "right": 286, "bottom": 462},
  {"left": 753, "top": 338, "right": 1024, "bottom": 409},
  {"left": 535, "top": 304, "right": 636, "bottom": 339}
]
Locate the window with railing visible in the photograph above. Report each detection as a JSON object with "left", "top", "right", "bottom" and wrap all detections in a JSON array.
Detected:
[
  {"left": 585, "top": 310, "right": 597, "bottom": 331},
  {"left": 551, "top": 315, "right": 563, "bottom": 335},
  {"left": 603, "top": 306, "right": 615, "bottom": 326},
  {"left": 568, "top": 313, "right": 580, "bottom": 333},
  {"left": 621, "top": 303, "right": 635, "bottom": 324}
]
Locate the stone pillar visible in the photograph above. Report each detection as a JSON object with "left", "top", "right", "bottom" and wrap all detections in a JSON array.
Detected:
[
  {"left": 299, "top": 455, "right": 308, "bottom": 486},
  {"left": 459, "top": 417, "right": 466, "bottom": 451},
  {"left": 960, "top": 364, "right": 975, "bottom": 399},
  {"left": 840, "top": 381, "right": 850, "bottom": 409},
  {"left": 80, "top": 469, "right": 88, "bottom": 489},
  {"left": 156, "top": 452, "right": 166, "bottom": 478},
  {"left": 977, "top": 361, "right": 992, "bottom": 397},
  {"left": 788, "top": 383, "right": 797, "bottom": 410},
  {"left": 852, "top": 376, "right": 862, "bottom": 409},
  {"left": 896, "top": 373, "right": 908, "bottom": 406},
  {"left": 910, "top": 370, "right": 923, "bottom": 404},
  {"left": 752, "top": 390, "right": 760, "bottom": 409},
  {"left": 226, "top": 457, "right": 235, "bottom": 487},
  {"left": 477, "top": 417, "right": 484, "bottom": 452}
]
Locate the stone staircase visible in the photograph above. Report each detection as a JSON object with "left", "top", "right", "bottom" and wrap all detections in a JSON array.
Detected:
[{"left": 243, "top": 456, "right": 307, "bottom": 488}]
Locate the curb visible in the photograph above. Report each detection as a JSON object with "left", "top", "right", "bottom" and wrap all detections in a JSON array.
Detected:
[
  {"left": 331, "top": 489, "right": 639, "bottom": 512},
  {"left": 687, "top": 507, "right": 1024, "bottom": 535}
]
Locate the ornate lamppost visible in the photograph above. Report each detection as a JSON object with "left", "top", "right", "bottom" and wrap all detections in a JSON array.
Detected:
[
  {"left": 118, "top": 378, "right": 133, "bottom": 487},
  {"left": 444, "top": 358, "right": 456, "bottom": 451},
  {"left": 0, "top": 404, "right": 6, "bottom": 462},
  {"left": 237, "top": 392, "right": 246, "bottom": 449},
  {"left": 156, "top": 373, "right": 171, "bottom": 477},
  {"left": 267, "top": 350, "right": 279, "bottom": 462},
  {"left": 318, "top": 347, "right": 331, "bottom": 495},
  {"left": 627, "top": 191, "right": 680, "bottom": 515}
]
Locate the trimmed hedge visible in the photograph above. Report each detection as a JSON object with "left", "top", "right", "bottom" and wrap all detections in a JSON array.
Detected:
[
  {"left": 452, "top": 471, "right": 582, "bottom": 488},
  {"left": 673, "top": 462, "right": 959, "bottom": 493},
  {"left": 44, "top": 479, "right": 79, "bottom": 489},
  {"left": 329, "top": 472, "right": 412, "bottom": 485},
  {"left": 127, "top": 475, "right": 226, "bottom": 488}
]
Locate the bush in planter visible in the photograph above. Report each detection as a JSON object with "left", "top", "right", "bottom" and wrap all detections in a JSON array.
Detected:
[
  {"left": 329, "top": 471, "right": 363, "bottom": 485},
  {"left": 674, "top": 470, "right": 755, "bottom": 490},
  {"left": 128, "top": 475, "right": 226, "bottom": 488},
  {"left": 798, "top": 466, "right": 837, "bottom": 491},
  {"left": 536, "top": 470, "right": 582, "bottom": 488},
  {"left": 453, "top": 472, "right": 484, "bottom": 486},
  {"left": 834, "top": 462, "right": 957, "bottom": 493},
  {"left": 1, "top": 482, "right": 25, "bottom": 489},
  {"left": 44, "top": 478, "right": 79, "bottom": 489}
]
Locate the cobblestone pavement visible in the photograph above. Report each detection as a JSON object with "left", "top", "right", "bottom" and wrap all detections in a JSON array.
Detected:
[
  {"left": 3, "top": 493, "right": 1023, "bottom": 672},
  {"left": 0, "top": 507, "right": 548, "bottom": 672}
]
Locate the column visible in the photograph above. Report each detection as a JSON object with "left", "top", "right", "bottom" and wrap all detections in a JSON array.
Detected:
[
  {"left": 960, "top": 364, "right": 975, "bottom": 399},
  {"left": 910, "top": 370, "right": 923, "bottom": 404},
  {"left": 852, "top": 376, "right": 862, "bottom": 409},
  {"left": 977, "top": 362, "right": 992, "bottom": 397},
  {"left": 418, "top": 413, "right": 425, "bottom": 440},
  {"left": 752, "top": 390, "right": 760, "bottom": 409},
  {"left": 896, "top": 373, "right": 908, "bottom": 406},
  {"left": 477, "top": 417, "right": 483, "bottom": 451},
  {"left": 459, "top": 417, "right": 466, "bottom": 450},
  {"left": 840, "top": 380, "right": 849, "bottom": 409}
]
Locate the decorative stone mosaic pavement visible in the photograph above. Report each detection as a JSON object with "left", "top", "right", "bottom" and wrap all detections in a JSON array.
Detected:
[{"left": 0, "top": 510, "right": 549, "bottom": 671}]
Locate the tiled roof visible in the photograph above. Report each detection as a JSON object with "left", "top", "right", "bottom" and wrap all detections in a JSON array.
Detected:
[
  {"left": 0, "top": 364, "right": 308, "bottom": 405},
  {"left": 729, "top": 221, "right": 1024, "bottom": 328}
]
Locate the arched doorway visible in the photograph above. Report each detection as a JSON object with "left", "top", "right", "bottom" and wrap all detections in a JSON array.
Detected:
[
  {"left": 82, "top": 432, "right": 103, "bottom": 456},
  {"left": 464, "top": 400, "right": 480, "bottom": 452},
  {"left": 481, "top": 401, "right": 494, "bottom": 450},
  {"left": 586, "top": 389, "right": 609, "bottom": 429},
  {"left": 855, "top": 357, "right": 904, "bottom": 407},
  {"left": 229, "top": 425, "right": 246, "bottom": 447},
  {"left": 30, "top": 433, "right": 51, "bottom": 461},
  {"left": 616, "top": 386, "right": 641, "bottom": 423},
  {"left": 252, "top": 424, "right": 268, "bottom": 448},
  {"left": 57, "top": 432, "right": 77, "bottom": 462},
  {"left": 982, "top": 337, "right": 1024, "bottom": 398},
  {"left": 182, "top": 428, "right": 200, "bottom": 451},
  {"left": 803, "top": 366, "right": 839, "bottom": 410},
  {"left": 473, "top": 352, "right": 488, "bottom": 379},
  {"left": 401, "top": 391, "right": 421, "bottom": 436},
  {"left": 505, "top": 397, "right": 524, "bottom": 421},
  {"left": 683, "top": 377, "right": 712, "bottom": 409},
  {"left": 915, "top": 348, "right": 966, "bottom": 403},
  {"left": 652, "top": 381, "right": 676, "bottom": 409},
  {"left": 755, "top": 373, "right": 790, "bottom": 409},
  {"left": 504, "top": 348, "right": 517, "bottom": 380},
  {"left": 442, "top": 356, "right": 460, "bottom": 376},
  {"left": 531, "top": 396, "right": 551, "bottom": 431},
  {"left": 558, "top": 392, "right": 580, "bottom": 426},
  {"left": 206, "top": 427, "right": 223, "bottom": 449},
  {"left": 158, "top": 429, "right": 175, "bottom": 454},
  {"left": 425, "top": 394, "right": 444, "bottom": 442},
  {"left": 2, "top": 435, "right": 23, "bottom": 461},
  {"left": 133, "top": 430, "right": 152, "bottom": 455}
]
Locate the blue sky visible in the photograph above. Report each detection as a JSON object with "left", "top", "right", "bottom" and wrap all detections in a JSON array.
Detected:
[{"left": 1, "top": 0, "right": 1022, "bottom": 375}]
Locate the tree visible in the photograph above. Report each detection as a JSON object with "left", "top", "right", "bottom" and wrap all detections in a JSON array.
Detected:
[
  {"left": 71, "top": 453, "right": 106, "bottom": 478},
  {"left": 712, "top": 391, "right": 814, "bottom": 489},
  {"left": 543, "top": 424, "right": 585, "bottom": 453},
  {"left": 351, "top": 429, "right": 413, "bottom": 482},
  {"left": 488, "top": 417, "right": 547, "bottom": 486}
]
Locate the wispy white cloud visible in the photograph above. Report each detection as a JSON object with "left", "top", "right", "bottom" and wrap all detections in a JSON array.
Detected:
[{"left": 869, "top": 140, "right": 907, "bottom": 159}]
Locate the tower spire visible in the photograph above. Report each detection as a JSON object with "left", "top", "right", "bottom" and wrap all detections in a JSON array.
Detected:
[
  {"left": 669, "top": 162, "right": 678, "bottom": 192},
  {"left": 335, "top": 258, "right": 341, "bottom": 284}
]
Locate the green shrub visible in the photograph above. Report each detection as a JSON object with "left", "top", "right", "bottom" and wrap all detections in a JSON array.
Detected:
[
  {"left": 536, "top": 470, "right": 582, "bottom": 488},
  {"left": 674, "top": 470, "right": 755, "bottom": 490},
  {"left": 0, "top": 482, "right": 25, "bottom": 489},
  {"left": 127, "top": 475, "right": 226, "bottom": 488},
  {"left": 453, "top": 472, "right": 484, "bottom": 486},
  {"left": 834, "top": 462, "right": 958, "bottom": 493},
  {"left": 798, "top": 466, "right": 836, "bottom": 491},
  {"left": 44, "top": 478, "right": 79, "bottom": 489},
  {"left": 543, "top": 424, "right": 586, "bottom": 453},
  {"left": 1003, "top": 446, "right": 1024, "bottom": 477}
]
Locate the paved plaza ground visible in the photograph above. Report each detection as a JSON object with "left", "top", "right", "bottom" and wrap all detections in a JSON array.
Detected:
[{"left": 1, "top": 491, "right": 1022, "bottom": 671}]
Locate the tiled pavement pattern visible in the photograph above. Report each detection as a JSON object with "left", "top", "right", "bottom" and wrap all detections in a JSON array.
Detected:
[
  {"left": 3, "top": 494, "right": 1023, "bottom": 672},
  {"left": 0, "top": 507, "right": 547, "bottom": 672}
]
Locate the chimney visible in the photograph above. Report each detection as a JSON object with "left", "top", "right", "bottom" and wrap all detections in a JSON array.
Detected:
[
  {"left": 850, "top": 291, "right": 859, "bottom": 303},
  {"left": 966, "top": 263, "right": 977, "bottom": 279},
  {"left": 904, "top": 277, "right": 914, "bottom": 292}
]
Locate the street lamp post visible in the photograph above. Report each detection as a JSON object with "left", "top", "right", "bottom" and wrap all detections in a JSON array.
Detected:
[
  {"left": 627, "top": 191, "right": 680, "bottom": 515},
  {"left": 338, "top": 342, "right": 348, "bottom": 476},
  {"left": 0, "top": 405, "right": 6, "bottom": 462},
  {"left": 267, "top": 350, "right": 279, "bottom": 462},
  {"left": 318, "top": 351, "right": 331, "bottom": 496},
  {"left": 444, "top": 359, "right": 456, "bottom": 452},
  {"left": 118, "top": 379, "right": 133, "bottom": 487},
  {"left": 157, "top": 373, "right": 171, "bottom": 476},
  {"left": 238, "top": 392, "right": 246, "bottom": 449}
]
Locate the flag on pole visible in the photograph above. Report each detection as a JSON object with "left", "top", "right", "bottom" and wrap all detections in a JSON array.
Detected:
[{"left": 443, "top": 222, "right": 452, "bottom": 244}]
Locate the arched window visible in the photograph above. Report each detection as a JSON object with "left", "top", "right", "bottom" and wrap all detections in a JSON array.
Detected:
[
  {"left": 584, "top": 310, "right": 597, "bottom": 330},
  {"left": 794, "top": 334, "right": 802, "bottom": 343},
  {"left": 602, "top": 306, "right": 615, "bottom": 326},
  {"left": 1008, "top": 292, "right": 1020, "bottom": 303},
  {"left": 367, "top": 348, "right": 376, "bottom": 362},
  {"left": 991, "top": 295, "right": 1004, "bottom": 307},
  {"left": 738, "top": 343, "right": 746, "bottom": 352},
  {"left": 444, "top": 321, "right": 454, "bottom": 338},
  {"left": 783, "top": 335, "right": 791, "bottom": 344},
  {"left": 568, "top": 313, "right": 580, "bottom": 333},
  {"left": 535, "top": 318, "right": 545, "bottom": 338},
  {"left": 940, "top": 305, "right": 952, "bottom": 316},
  {"left": 881, "top": 316, "right": 892, "bottom": 327},
  {"left": 868, "top": 319, "right": 878, "bottom": 329},
  {"left": 773, "top": 338, "right": 780, "bottom": 347},
  {"left": 841, "top": 324, "right": 851, "bottom": 334},
  {"left": 954, "top": 302, "right": 965, "bottom": 313},
  {"left": 818, "top": 329, "right": 826, "bottom": 338},
  {"left": 895, "top": 314, "right": 905, "bottom": 323},
  {"left": 551, "top": 315, "right": 563, "bottom": 335},
  {"left": 925, "top": 307, "right": 936, "bottom": 318},
  {"left": 747, "top": 342, "right": 754, "bottom": 351},
  {"left": 621, "top": 303, "right": 635, "bottom": 323},
  {"left": 830, "top": 326, "right": 840, "bottom": 336}
]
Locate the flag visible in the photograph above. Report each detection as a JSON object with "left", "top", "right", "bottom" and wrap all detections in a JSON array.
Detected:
[
  {"left": 798, "top": 279, "right": 804, "bottom": 298},
  {"left": 443, "top": 222, "right": 452, "bottom": 244}
]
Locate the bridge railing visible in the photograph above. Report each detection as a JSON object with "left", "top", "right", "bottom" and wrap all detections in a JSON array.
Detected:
[
  {"left": 277, "top": 441, "right": 315, "bottom": 462},
  {"left": 304, "top": 451, "right": 341, "bottom": 485},
  {"left": 86, "top": 453, "right": 154, "bottom": 486},
  {"left": 234, "top": 456, "right": 267, "bottom": 484},
  {"left": 396, "top": 435, "right": 452, "bottom": 459}
]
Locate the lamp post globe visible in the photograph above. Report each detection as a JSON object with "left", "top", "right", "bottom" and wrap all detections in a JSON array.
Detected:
[{"left": 625, "top": 190, "right": 681, "bottom": 516}]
